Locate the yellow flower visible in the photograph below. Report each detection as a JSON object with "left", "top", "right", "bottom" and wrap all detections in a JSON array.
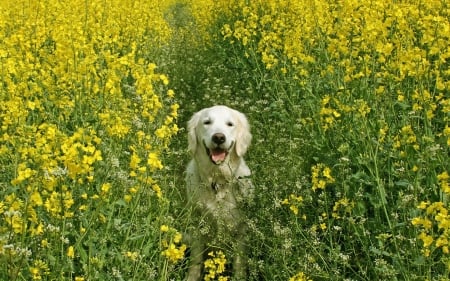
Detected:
[
  {"left": 174, "top": 233, "right": 182, "bottom": 244},
  {"left": 418, "top": 232, "right": 434, "bottom": 248},
  {"left": 101, "top": 183, "right": 112, "bottom": 196},
  {"left": 204, "top": 251, "right": 228, "bottom": 281},
  {"left": 29, "top": 260, "right": 49, "bottom": 280},
  {"left": 11, "top": 164, "right": 35, "bottom": 185},
  {"left": 44, "top": 191, "right": 74, "bottom": 218},
  {"left": 30, "top": 223, "right": 44, "bottom": 236},
  {"left": 282, "top": 194, "right": 305, "bottom": 216},
  {"left": 130, "top": 152, "right": 142, "bottom": 171},
  {"left": 322, "top": 167, "right": 334, "bottom": 181},
  {"left": 30, "top": 191, "right": 43, "bottom": 206},
  {"left": 147, "top": 152, "right": 163, "bottom": 170},
  {"left": 67, "top": 246, "right": 75, "bottom": 258},
  {"left": 436, "top": 236, "right": 448, "bottom": 249},
  {"left": 290, "top": 205, "right": 299, "bottom": 215},
  {"left": 159, "top": 74, "right": 169, "bottom": 85},
  {"left": 312, "top": 164, "right": 335, "bottom": 191},
  {"left": 437, "top": 171, "right": 449, "bottom": 193},
  {"left": 417, "top": 201, "right": 429, "bottom": 209},
  {"left": 332, "top": 198, "right": 354, "bottom": 219},
  {"left": 160, "top": 225, "right": 170, "bottom": 232},
  {"left": 162, "top": 243, "right": 187, "bottom": 263},
  {"left": 124, "top": 194, "right": 132, "bottom": 202},
  {"left": 289, "top": 271, "right": 313, "bottom": 281},
  {"left": 411, "top": 217, "right": 432, "bottom": 229},
  {"left": 41, "top": 239, "right": 49, "bottom": 248},
  {"left": 125, "top": 251, "right": 140, "bottom": 261},
  {"left": 152, "top": 184, "right": 163, "bottom": 198},
  {"left": 170, "top": 104, "right": 179, "bottom": 118}
]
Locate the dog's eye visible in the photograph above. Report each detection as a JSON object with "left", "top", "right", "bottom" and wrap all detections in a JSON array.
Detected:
[
  {"left": 203, "top": 120, "right": 211, "bottom": 125},
  {"left": 227, "top": 121, "right": 234, "bottom": 127}
]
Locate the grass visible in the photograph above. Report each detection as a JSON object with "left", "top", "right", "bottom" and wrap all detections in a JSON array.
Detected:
[{"left": 1, "top": 0, "right": 449, "bottom": 280}]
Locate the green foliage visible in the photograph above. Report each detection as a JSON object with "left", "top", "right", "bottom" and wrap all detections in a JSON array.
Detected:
[
  {"left": 1, "top": 0, "right": 449, "bottom": 280},
  {"left": 165, "top": 0, "right": 450, "bottom": 280}
]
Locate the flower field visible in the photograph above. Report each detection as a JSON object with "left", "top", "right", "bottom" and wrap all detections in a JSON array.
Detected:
[
  {"left": 0, "top": 1, "right": 179, "bottom": 280},
  {"left": 1, "top": 0, "right": 449, "bottom": 280}
]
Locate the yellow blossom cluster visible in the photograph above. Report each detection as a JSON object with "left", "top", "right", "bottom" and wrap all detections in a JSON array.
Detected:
[
  {"left": 319, "top": 95, "right": 342, "bottom": 131},
  {"left": 311, "top": 164, "right": 335, "bottom": 191},
  {"left": 412, "top": 198, "right": 450, "bottom": 257},
  {"left": 220, "top": 0, "right": 449, "bottom": 138},
  {"left": 67, "top": 246, "right": 75, "bottom": 259},
  {"left": 203, "top": 250, "right": 229, "bottom": 281},
  {"left": 332, "top": 198, "right": 355, "bottom": 220},
  {"left": 289, "top": 271, "right": 313, "bottom": 281},
  {"left": 282, "top": 194, "right": 306, "bottom": 219},
  {"left": 124, "top": 251, "right": 141, "bottom": 262},
  {"left": 160, "top": 224, "right": 187, "bottom": 263},
  {"left": 29, "top": 259, "right": 50, "bottom": 281},
  {"left": 0, "top": 0, "right": 179, "bottom": 279},
  {"left": 394, "top": 125, "right": 420, "bottom": 154},
  {"left": 438, "top": 172, "right": 450, "bottom": 193},
  {"left": 185, "top": 0, "right": 234, "bottom": 43},
  {"left": 221, "top": 0, "right": 321, "bottom": 71},
  {"left": 412, "top": 172, "right": 450, "bottom": 257},
  {"left": 317, "top": 93, "right": 376, "bottom": 131},
  {"left": 181, "top": 0, "right": 450, "bottom": 277}
]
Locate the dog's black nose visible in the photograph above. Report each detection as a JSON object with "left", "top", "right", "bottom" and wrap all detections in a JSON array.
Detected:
[{"left": 212, "top": 133, "right": 226, "bottom": 144}]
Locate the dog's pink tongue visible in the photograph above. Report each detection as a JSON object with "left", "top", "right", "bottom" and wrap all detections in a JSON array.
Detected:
[{"left": 211, "top": 150, "right": 226, "bottom": 163}]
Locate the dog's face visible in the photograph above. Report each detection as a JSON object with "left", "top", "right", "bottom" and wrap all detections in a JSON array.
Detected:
[{"left": 188, "top": 105, "right": 252, "bottom": 165}]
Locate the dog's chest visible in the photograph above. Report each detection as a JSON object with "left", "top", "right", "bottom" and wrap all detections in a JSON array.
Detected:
[
  {"left": 204, "top": 180, "right": 237, "bottom": 208},
  {"left": 199, "top": 179, "right": 242, "bottom": 224}
]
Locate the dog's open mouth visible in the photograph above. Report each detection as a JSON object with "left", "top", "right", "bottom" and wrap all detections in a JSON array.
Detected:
[
  {"left": 209, "top": 148, "right": 228, "bottom": 164},
  {"left": 204, "top": 141, "right": 233, "bottom": 165}
]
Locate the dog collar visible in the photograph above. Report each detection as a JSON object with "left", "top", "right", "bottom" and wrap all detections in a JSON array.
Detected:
[
  {"left": 211, "top": 175, "right": 250, "bottom": 191},
  {"left": 211, "top": 182, "right": 219, "bottom": 192}
]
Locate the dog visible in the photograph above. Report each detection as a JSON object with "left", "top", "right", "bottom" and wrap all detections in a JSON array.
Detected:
[{"left": 185, "top": 105, "right": 253, "bottom": 281}]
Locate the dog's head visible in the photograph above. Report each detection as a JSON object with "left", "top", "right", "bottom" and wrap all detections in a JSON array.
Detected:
[{"left": 188, "top": 105, "right": 252, "bottom": 165}]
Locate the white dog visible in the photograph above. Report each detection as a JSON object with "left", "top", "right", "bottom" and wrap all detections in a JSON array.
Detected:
[{"left": 185, "top": 105, "right": 253, "bottom": 281}]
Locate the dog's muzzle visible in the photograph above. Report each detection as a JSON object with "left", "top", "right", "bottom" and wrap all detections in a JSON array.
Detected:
[{"left": 204, "top": 139, "right": 234, "bottom": 165}]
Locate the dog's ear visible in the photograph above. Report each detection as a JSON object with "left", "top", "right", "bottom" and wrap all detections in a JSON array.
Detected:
[
  {"left": 234, "top": 111, "right": 252, "bottom": 157},
  {"left": 187, "top": 110, "right": 201, "bottom": 154}
]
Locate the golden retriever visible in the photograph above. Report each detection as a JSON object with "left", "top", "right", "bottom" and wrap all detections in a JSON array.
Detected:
[{"left": 185, "top": 105, "right": 253, "bottom": 281}]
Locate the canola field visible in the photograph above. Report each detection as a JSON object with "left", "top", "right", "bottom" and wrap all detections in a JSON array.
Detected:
[{"left": 0, "top": 0, "right": 449, "bottom": 280}]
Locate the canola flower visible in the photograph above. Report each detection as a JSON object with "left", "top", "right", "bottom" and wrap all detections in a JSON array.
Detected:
[
  {"left": 289, "top": 271, "right": 313, "bottom": 281},
  {"left": 203, "top": 251, "right": 228, "bottom": 281},
  {"left": 0, "top": 0, "right": 448, "bottom": 279},
  {"left": 29, "top": 259, "right": 49, "bottom": 281},
  {"left": 67, "top": 246, "right": 75, "bottom": 259},
  {"left": 311, "top": 164, "right": 335, "bottom": 191},
  {"left": 124, "top": 251, "right": 141, "bottom": 262},
  {"left": 218, "top": 0, "right": 449, "bottom": 277},
  {"left": 332, "top": 198, "right": 355, "bottom": 220},
  {"left": 412, "top": 171, "right": 450, "bottom": 257},
  {"left": 221, "top": 0, "right": 449, "bottom": 137},
  {"left": 282, "top": 194, "right": 306, "bottom": 219},
  {"left": 160, "top": 225, "right": 187, "bottom": 263},
  {"left": 0, "top": 0, "right": 178, "bottom": 279}
]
